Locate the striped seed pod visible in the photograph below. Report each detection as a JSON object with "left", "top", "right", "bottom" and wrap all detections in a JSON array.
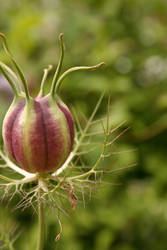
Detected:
[{"left": 3, "top": 95, "right": 74, "bottom": 173}]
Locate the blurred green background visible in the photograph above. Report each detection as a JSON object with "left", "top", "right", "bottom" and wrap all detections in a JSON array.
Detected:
[{"left": 1, "top": 0, "right": 167, "bottom": 249}]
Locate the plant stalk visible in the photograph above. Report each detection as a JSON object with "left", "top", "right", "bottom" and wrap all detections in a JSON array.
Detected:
[{"left": 37, "top": 184, "right": 45, "bottom": 250}]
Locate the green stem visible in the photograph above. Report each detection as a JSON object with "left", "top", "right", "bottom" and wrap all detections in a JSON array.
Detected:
[
  {"left": 37, "top": 182, "right": 45, "bottom": 250},
  {"left": 50, "top": 33, "right": 64, "bottom": 97},
  {"left": 0, "top": 33, "right": 30, "bottom": 101},
  {"left": 54, "top": 62, "right": 105, "bottom": 93}
]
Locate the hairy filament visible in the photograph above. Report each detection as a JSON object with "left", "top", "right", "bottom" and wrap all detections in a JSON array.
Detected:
[
  {"left": 53, "top": 92, "right": 105, "bottom": 177},
  {"left": 0, "top": 174, "right": 17, "bottom": 183},
  {"left": 0, "top": 150, "right": 35, "bottom": 177}
]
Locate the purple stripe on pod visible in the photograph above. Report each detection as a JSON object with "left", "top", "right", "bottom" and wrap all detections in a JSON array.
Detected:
[
  {"left": 12, "top": 106, "right": 31, "bottom": 173},
  {"left": 28, "top": 100, "right": 48, "bottom": 172},
  {"left": 41, "top": 99, "right": 65, "bottom": 172},
  {"left": 57, "top": 102, "right": 74, "bottom": 149},
  {"left": 30, "top": 98, "right": 65, "bottom": 172},
  {"left": 3, "top": 99, "right": 25, "bottom": 161}
]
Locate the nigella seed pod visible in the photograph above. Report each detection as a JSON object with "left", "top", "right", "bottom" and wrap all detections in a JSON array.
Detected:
[
  {"left": 3, "top": 95, "right": 74, "bottom": 173},
  {"left": 0, "top": 33, "right": 104, "bottom": 174}
]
